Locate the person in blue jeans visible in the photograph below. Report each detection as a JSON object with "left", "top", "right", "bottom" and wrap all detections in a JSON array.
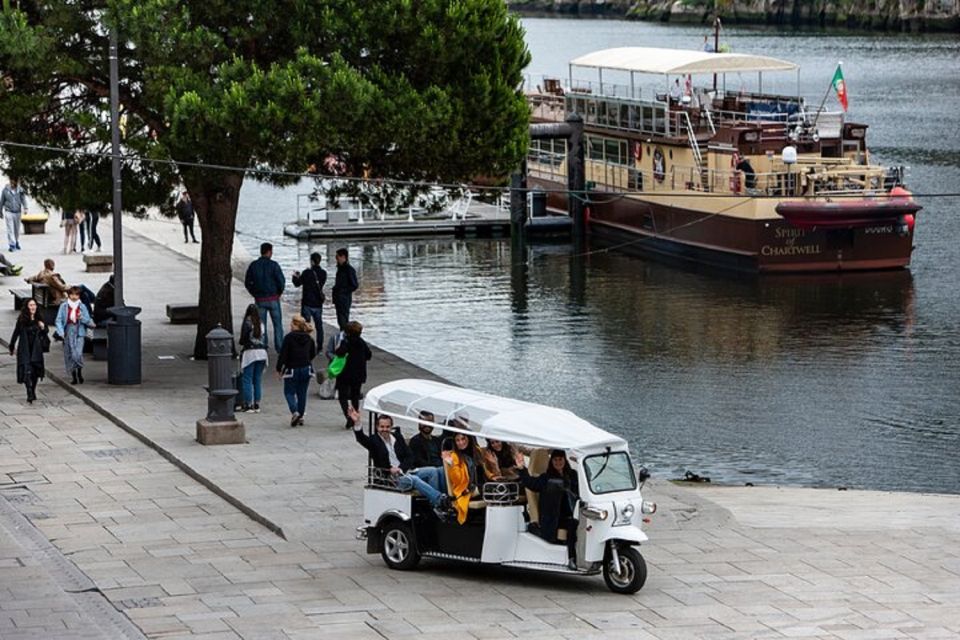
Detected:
[
  {"left": 244, "top": 242, "right": 285, "bottom": 352},
  {"left": 238, "top": 304, "right": 268, "bottom": 413},
  {"left": 276, "top": 315, "right": 316, "bottom": 427},
  {"left": 291, "top": 251, "right": 326, "bottom": 353},
  {"left": 348, "top": 407, "right": 451, "bottom": 517}
]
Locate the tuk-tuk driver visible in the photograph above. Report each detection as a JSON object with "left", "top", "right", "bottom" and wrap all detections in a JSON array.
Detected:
[
  {"left": 515, "top": 449, "right": 580, "bottom": 569},
  {"left": 349, "top": 407, "right": 452, "bottom": 518}
]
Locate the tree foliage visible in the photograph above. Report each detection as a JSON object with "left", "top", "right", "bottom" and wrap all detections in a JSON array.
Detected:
[{"left": 0, "top": 0, "right": 530, "bottom": 355}]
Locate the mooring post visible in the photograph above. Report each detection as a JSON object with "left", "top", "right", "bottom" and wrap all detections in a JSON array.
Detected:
[
  {"left": 510, "top": 171, "right": 527, "bottom": 250},
  {"left": 565, "top": 113, "right": 586, "bottom": 244}
]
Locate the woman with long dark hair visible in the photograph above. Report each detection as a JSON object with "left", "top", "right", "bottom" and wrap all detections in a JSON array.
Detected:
[
  {"left": 9, "top": 299, "right": 49, "bottom": 403},
  {"left": 238, "top": 303, "right": 268, "bottom": 413}
]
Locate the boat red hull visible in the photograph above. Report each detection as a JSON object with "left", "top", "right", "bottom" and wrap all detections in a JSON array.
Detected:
[{"left": 528, "top": 177, "right": 917, "bottom": 274}]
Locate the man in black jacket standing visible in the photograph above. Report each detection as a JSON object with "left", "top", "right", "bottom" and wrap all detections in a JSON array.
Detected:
[
  {"left": 292, "top": 252, "right": 326, "bottom": 351},
  {"left": 332, "top": 247, "right": 358, "bottom": 329},
  {"left": 244, "top": 242, "right": 286, "bottom": 352}
]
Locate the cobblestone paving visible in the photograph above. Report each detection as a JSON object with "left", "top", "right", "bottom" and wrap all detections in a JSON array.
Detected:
[{"left": 0, "top": 217, "right": 958, "bottom": 639}]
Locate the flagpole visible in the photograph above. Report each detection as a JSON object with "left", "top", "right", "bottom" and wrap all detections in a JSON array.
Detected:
[{"left": 812, "top": 61, "right": 841, "bottom": 128}]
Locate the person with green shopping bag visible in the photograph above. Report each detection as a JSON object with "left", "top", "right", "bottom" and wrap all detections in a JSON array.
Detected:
[{"left": 334, "top": 321, "right": 371, "bottom": 429}]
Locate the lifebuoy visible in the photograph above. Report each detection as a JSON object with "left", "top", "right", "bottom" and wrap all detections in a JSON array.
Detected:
[{"left": 730, "top": 152, "right": 742, "bottom": 194}]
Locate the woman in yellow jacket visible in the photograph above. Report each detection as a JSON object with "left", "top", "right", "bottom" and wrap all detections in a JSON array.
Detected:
[{"left": 442, "top": 432, "right": 482, "bottom": 524}]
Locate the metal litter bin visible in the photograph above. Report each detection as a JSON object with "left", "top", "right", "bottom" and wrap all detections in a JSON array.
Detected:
[{"left": 106, "top": 305, "right": 142, "bottom": 385}]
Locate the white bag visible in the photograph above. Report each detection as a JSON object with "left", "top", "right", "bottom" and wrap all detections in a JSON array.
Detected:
[{"left": 317, "top": 375, "right": 336, "bottom": 400}]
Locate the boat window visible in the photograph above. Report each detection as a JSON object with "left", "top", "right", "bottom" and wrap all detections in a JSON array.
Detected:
[
  {"left": 583, "top": 451, "right": 637, "bottom": 495},
  {"left": 588, "top": 136, "right": 604, "bottom": 161}
]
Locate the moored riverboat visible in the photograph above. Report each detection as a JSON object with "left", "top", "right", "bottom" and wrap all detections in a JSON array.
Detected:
[{"left": 526, "top": 47, "right": 921, "bottom": 273}]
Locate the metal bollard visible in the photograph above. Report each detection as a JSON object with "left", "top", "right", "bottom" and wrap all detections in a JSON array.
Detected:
[{"left": 196, "top": 325, "right": 245, "bottom": 445}]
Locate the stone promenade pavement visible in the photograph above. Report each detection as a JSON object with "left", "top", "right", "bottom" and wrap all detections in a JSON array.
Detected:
[{"left": 1, "top": 216, "right": 959, "bottom": 639}]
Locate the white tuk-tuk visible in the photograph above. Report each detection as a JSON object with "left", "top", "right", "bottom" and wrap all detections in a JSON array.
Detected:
[{"left": 356, "top": 379, "right": 656, "bottom": 594}]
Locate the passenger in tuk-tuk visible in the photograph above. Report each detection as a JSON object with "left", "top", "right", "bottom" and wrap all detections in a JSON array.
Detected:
[
  {"left": 515, "top": 449, "right": 580, "bottom": 568},
  {"left": 348, "top": 407, "right": 451, "bottom": 517},
  {"left": 443, "top": 431, "right": 482, "bottom": 524},
  {"left": 408, "top": 410, "right": 443, "bottom": 468},
  {"left": 351, "top": 409, "right": 412, "bottom": 473},
  {"left": 480, "top": 439, "right": 521, "bottom": 481}
]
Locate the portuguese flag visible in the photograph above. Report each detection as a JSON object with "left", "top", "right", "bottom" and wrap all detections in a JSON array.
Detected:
[{"left": 832, "top": 64, "right": 849, "bottom": 111}]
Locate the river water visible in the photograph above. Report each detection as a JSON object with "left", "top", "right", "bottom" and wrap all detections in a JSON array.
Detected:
[{"left": 236, "top": 19, "right": 960, "bottom": 494}]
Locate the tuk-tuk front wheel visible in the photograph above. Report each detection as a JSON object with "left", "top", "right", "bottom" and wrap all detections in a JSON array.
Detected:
[
  {"left": 603, "top": 545, "right": 647, "bottom": 594},
  {"left": 380, "top": 521, "right": 420, "bottom": 571}
]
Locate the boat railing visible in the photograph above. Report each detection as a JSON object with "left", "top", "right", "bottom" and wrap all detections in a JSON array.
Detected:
[
  {"left": 528, "top": 92, "right": 566, "bottom": 122},
  {"left": 581, "top": 159, "right": 889, "bottom": 198}
]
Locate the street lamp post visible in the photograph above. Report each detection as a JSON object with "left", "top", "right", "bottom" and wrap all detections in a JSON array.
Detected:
[{"left": 107, "top": 23, "right": 142, "bottom": 385}]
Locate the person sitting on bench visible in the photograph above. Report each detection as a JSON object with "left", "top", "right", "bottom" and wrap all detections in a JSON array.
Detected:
[
  {"left": 24, "top": 258, "right": 68, "bottom": 304},
  {"left": 93, "top": 274, "right": 115, "bottom": 324},
  {"left": 515, "top": 449, "right": 580, "bottom": 569}
]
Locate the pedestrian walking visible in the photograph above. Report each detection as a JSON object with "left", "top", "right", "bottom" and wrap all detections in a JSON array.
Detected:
[
  {"left": 81, "top": 207, "right": 102, "bottom": 251},
  {"left": 176, "top": 191, "right": 198, "bottom": 243},
  {"left": 332, "top": 248, "right": 358, "bottom": 329},
  {"left": 334, "top": 320, "right": 372, "bottom": 429},
  {"left": 238, "top": 303, "right": 268, "bottom": 413},
  {"left": 276, "top": 315, "right": 316, "bottom": 427},
  {"left": 61, "top": 209, "right": 80, "bottom": 254},
  {"left": 1, "top": 176, "right": 27, "bottom": 252},
  {"left": 292, "top": 252, "right": 326, "bottom": 352},
  {"left": 9, "top": 299, "right": 50, "bottom": 403},
  {"left": 74, "top": 209, "right": 87, "bottom": 252},
  {"left": 54, "top": 286, "right": 95, "bottom": 385},
  {"left": 244, "top": 242, "right": 285, "bottom": 352}
]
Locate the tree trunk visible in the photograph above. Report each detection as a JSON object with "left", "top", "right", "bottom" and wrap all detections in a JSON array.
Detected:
[{"left": 188, "top": 172, "right": 244, "bottom": 359}]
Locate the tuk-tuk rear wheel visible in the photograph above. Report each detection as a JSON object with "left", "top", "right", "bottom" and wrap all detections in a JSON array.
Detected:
[
  {"left": 380, "top": 521, "right": 420, "bottom": 571},
  {"left": 603, "top": 545, "right": 647, "bottom": 594}
]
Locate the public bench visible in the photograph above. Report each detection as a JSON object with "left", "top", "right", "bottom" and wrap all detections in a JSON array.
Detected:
[
  {"left": 83, "top": 254, "right": 113, "bottom": 273},
  {"left": 166, "top": 303, "right": 199, "bottom": 324},
  {"left": 31, "top": 283, "right": 60, "bottom": 326},
  {"left": 10, "top": 288, "right": 31, "bottom": 311}
]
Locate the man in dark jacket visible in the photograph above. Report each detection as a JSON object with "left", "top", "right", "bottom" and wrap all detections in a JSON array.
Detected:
[
  {"left": 408, "top": 410, "right": 443, "bottom": 468},
  {"left": 176, "top": 191, "right": 198, "bottom": 243},
  {"left": 349, "top": 408, "right": 451, "bottom": 516},
  {"left": 244, "top": 242, "right": 285, "bottom": 352},
  {"left": 93, "top": 275, "right": 115, "bottom": 324},
  {"left": 291, "top": 252, "right": 326, "bottom": 352},
  {"left": 332, "top": 247, "right": 358, "bottom": 329}
]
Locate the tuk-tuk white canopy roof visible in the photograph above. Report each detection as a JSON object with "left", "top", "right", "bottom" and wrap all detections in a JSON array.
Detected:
[
  {"left": 363, "top": 379, "right": 626, "bottom": 452},
  {"left": 570, "top": 47, "right": 799, "bottom": 76}
]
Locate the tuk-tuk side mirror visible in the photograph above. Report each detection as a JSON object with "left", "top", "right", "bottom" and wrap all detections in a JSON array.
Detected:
[{"left": 637, "top": 467, "right": 650, "bottom": 484}]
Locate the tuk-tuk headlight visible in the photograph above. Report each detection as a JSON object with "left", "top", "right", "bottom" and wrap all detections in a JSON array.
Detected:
[
  {"left": 613, "top": 502, "right": 635, "bottom": 526},
  {"left": 641, "top": 500, "right": 657, "bottom": 515},
  {"left": 581, "top": 506, "right": 608, "bottom": 521}
]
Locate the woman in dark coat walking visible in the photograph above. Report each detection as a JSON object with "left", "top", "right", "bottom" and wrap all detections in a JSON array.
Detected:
[
  {"left": 334, "top": 320, "right": 372, "bottom": 429},
  {"left": 276, "top": 314, "right": 316, "bottom": 427},
  {"left": 9, "top": 299, "right": 50, "bottom": 403}
]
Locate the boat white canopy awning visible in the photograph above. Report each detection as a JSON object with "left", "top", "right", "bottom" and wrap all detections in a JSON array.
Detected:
[
  {"left": 570, "top": 47, "right": 799, "bottom": 76},
  {"left": 362, "top": 378, "right": 626, "bottom": 453}
]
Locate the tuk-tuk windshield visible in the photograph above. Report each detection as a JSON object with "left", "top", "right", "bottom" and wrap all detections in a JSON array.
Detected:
[{"left": 582, "top": 451, "right": 637, "bottom": 495}]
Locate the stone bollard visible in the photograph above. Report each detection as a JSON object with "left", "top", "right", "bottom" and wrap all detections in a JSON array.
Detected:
[{"left": 196, "top": 325, "right": 245, "bottom": 445}]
